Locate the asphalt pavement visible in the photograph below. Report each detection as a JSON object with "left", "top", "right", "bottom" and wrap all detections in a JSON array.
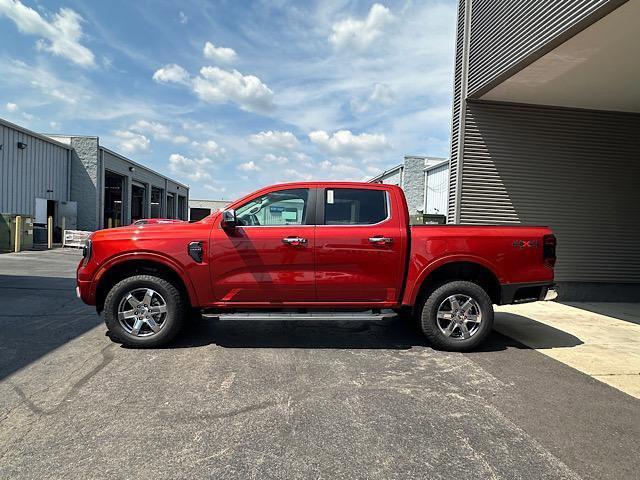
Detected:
[{"left": 0, "top": 249, "right": 638, "bottom": 479}]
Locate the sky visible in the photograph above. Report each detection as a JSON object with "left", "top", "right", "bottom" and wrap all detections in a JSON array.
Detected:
[{"left": 0, "top": 0, "right": 457, "bottom": 201}]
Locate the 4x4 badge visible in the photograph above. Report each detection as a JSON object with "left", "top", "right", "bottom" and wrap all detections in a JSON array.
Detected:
[{"left": 513, "top": 240, "right": 539, "bottom": 249}]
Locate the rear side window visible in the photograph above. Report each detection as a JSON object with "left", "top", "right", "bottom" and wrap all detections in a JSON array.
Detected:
[{"left": 324, "top": 189, "right": 388, "bottom": 225}]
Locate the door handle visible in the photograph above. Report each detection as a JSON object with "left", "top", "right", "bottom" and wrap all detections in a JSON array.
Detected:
[
  {"left": 282, "top": 236, "right": 307, "bottom": 246},
  {"left": 369, "top": 236, "right": 392, "bottom": 245}
]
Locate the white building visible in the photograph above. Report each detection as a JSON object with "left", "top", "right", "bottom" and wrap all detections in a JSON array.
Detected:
[{"left": 369, "top": 155, "right": 449, "bottom": 220}]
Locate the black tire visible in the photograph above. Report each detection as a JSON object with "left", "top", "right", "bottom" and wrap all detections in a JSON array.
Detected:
[
  {"left": 419, "top": 280, "right": 493, "bottom": 351},
  {"left": 104, "top": 274, "right": 186, "bottom": 348}
]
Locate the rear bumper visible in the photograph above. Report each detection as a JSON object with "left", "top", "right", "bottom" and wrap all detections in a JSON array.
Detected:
[
  {"left": 543, "top": 286, "right": 558, "bottom": 301},
  {"left": 500, "top": 282, "right": 557, "bottom": 305}
]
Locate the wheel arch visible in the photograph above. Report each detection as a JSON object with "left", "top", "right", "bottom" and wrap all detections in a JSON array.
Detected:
[
  {"left": 409, "top": 259, "right": 502, "bottom": 309},
  {"left": 94, "top": 254, "right": 196, "bottom": 313}
]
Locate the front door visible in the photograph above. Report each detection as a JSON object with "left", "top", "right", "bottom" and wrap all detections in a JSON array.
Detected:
[
  {"left": 209, "top": 187, "right": 316, "bottom": 304},
  {"left": 314, "top": 187, "right": 405, "bottom": 303}
]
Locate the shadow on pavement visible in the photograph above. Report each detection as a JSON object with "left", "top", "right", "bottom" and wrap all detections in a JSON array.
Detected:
[
  {"left": 0, "top": 274, "right": 100, "bottom": 381},
  {"left": 164, "top": 311, "right": 583, "bottom": 352},
  {"left": 492, "top": 312, "right": 584, "bottom": 350},
  {"left": 562, "top": 302, "right": 640, "bottom": 326},
  {"left": 164, "top": 316, "right": 429, "bottom": 350}
]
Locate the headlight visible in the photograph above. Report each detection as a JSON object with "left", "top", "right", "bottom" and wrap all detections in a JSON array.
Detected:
[{"left": 82, "top": 238, "right": 92, "bottom": 266}]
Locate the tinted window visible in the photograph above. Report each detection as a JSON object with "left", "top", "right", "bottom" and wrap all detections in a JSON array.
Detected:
[
  {"left": 325, "top": 189, "right": 387, "bottom": 225},
  {"left": 236, "top": 189, "right": 309, "bottom": 226}
]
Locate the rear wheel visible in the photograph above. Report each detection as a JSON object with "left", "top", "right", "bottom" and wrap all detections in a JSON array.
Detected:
[
  {"left": 419, "top": 280, "right": 493, "bottom": 351},
  {"left": 104, "top": 275, "right": 186, "bottom": 348}
]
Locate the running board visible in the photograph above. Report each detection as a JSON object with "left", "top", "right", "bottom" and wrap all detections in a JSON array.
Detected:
[{"left": 203, "top": 310, "right": 397, "bottom": 321}]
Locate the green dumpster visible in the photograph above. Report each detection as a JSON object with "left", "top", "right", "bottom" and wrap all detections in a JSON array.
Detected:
[{"left": 0, "top": 214, "right": 34, "bottom": 253}]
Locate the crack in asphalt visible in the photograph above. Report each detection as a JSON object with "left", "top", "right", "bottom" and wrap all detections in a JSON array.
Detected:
[{"left": 8, "top": 343, "right": 115, "bottom": 417}]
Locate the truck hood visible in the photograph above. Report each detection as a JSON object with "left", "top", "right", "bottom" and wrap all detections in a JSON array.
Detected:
[{"left": 91, "top": 219, "right": 200, "bottom": 243}]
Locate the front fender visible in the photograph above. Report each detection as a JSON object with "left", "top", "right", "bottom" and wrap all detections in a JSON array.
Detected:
[{"left": 90, "top": 251, "right": 200, "bottom": 307}]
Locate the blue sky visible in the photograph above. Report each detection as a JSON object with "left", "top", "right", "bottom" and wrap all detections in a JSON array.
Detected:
[{"left": 0, "top": 0, "right": 457, "bottom": 200}]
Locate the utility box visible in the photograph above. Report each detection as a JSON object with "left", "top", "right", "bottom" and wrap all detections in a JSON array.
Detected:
[
  {"left": 0, "top": 214, "right": 34, "bottom": 253},
  {"left": 0, "top": 214, "right": 11, "bottom": 252},
  {"left": 424, "top": 214, "right": 446, "bottom": 225},
  {"left": 409, "top": 213, "right": 447, "bottom": 225}
]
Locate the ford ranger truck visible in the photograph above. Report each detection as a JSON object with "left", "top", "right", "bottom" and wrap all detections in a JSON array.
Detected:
[{"left": 76, "top": 182, "right": 557, "bottom": 351}]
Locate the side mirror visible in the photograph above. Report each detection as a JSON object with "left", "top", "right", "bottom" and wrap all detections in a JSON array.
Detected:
[{"left": 221, "top": 209, "right": 237, "bottom": 229}]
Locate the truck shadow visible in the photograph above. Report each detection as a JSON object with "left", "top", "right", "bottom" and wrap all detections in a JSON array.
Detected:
[{"left": 168, "top": 312, "right": 582, "bottom": 352}]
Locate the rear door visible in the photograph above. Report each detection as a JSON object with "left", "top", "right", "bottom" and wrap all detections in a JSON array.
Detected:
[
  {"left": 314, "top": 186, "right": 406, "bottom": 304},
  {"left": 209, "top": 187, "right": 316, "bottom": 304}
]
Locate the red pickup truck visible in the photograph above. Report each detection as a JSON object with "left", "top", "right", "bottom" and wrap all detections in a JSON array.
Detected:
[{"left": 77, "top": 182, "right": 556, "bottom": 351}]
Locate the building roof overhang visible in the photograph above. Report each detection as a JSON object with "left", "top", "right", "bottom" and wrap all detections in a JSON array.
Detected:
[{"left": 478, "top": 0, "right": 640, "bottom": 113}]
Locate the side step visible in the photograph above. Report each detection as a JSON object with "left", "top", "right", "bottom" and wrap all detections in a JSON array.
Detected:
[{"left": 203, "top": 310, "right": 397, "bottom": 321}]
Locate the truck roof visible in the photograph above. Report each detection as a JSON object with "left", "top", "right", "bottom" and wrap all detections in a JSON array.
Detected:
[{"left": 255, "top": 181, "right": 398, "bottom": 189}]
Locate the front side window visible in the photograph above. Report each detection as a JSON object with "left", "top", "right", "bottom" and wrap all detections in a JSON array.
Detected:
[
  {"left": 325, "top": 188, "right": 388, "bottom": 225},
  {"left": 236, "top": 188, "right": 309, "bottom": 226}
]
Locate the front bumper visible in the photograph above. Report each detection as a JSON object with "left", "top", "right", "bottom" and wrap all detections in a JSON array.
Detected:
[
  {"left": 500, "top": 282, "right": 557, "bottom": 305},
  {"left": 76, "top": 279, "right": 94, "bottom": 305}
]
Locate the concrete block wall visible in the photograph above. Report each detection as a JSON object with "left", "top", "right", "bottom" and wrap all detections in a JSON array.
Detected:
[
  {"left": 402, "top": 156, "right": 427, "bottom": 214},
  {"left": 69, "top": 137, "right": 99, "bottom": 231}
]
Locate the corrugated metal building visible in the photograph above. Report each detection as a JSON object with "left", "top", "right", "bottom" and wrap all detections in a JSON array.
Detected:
[
  {"left": 0, "top": 118, "right": 72, "bottom": 225},
  {"left": 448, "top": 0, "right": 639, "bottom": 299},
  {"left": 370, "top": 155, "right": 449, "bottom": 219},
  {"left": 189, "top": 199, "right": 230, "bottom": 221},
  {"left": 0, "top": 117, "right": 189, "bottom": 233},
  {"left": 425, "top": 160, "right": 449, "bottom": 216}
]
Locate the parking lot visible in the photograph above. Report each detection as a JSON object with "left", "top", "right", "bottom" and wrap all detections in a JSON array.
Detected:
[{"left": 1, "top": 249, "right": 638, "bottom": 480}]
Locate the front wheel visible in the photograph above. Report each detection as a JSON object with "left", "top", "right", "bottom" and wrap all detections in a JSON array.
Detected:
[
  {"left": 103, "top": 274, "right": 186, "bottom": 348},
  {"left": 419, "top": 280, "right": 494, "bottom": 351}
]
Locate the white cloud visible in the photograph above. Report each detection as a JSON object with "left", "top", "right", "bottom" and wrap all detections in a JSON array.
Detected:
[
  {"left": 130, "top": 120, "right": 188, "bottom": 144},
  {"left": 169, "top": 153, "right": 213, "bottom": 181},
  {"left": 249, "top": 130, "right": 299, "bottom": 151},
  {"left": 114, "top": 130, "right": 150, "bottom": 154},
  {"left": 283, "top": 168, "right": 313, "bottom": 181},
  {"left": 238, "top": 160, "right": 261, "bottom": 172},
  {"left": 192, "top": 66, "right": 274, "bottom": 113},
  {"left": 0, "top": 1, "right": 95, "bottom": 67},
  {"left": 263, "top": 154, "right": 289, "bottom": 165},
  {"left": 203, "top": 41, "right": 237, "bottom": 63},
  {"left": 329, "top": 3, "right": 394, "bottom": 51},
  {"left": 350, "top": 83, "right": 395, "bottom": 113},
  {"left": 191, "top": 139, "right": 225, "bottom": 157},
  {"left": 179, "top": 11, "right": 188, "bottom": 25},
  {"left": 319, "top": 160, "right": 369, "bottom": 180},
  {"left": 152, "top": 64, "right": 190, "bottom": 85},
  {"left": 204, "top": 184, "right": 227, "bottom": 196},
  {"left": 153, "top": 63, "right": 275, "bottom": 113},
  {"left": 49, "top": 121, "right": 60, "bottom": 130},
  {"left": 308, "top": 130, "right": 391, "bottom": 158},
  {"left": 5, "top": 102, "right": 18, "bottom": 112}
]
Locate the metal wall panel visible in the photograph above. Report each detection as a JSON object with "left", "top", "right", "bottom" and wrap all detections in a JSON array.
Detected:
[
  {"left": 466, "top": 0, "right": 622, "bottom": 97},
  {"left": 459, "top": 101, "right": 640, "bottom": 283},
  {"left": 0, "top": 122, "right": 70, "bottom": 217},
  {"left": 425, "top": 164, "right": 450, "bottom": 216},
  {"left": 447, "top": 0, "right": 467, "bottom": 221}
]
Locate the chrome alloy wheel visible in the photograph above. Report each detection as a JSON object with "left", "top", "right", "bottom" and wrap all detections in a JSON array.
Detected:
[
  {"left": 436, "top": 294, "right": 482, "bottom": 340},
  {"left": 117, "top": 288, "right": 168, "bottom": 337}
]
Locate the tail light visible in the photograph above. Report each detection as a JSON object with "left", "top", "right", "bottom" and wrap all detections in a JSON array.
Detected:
[{"left": 543, "top": 234, "right": 556, "bottom": 268}]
